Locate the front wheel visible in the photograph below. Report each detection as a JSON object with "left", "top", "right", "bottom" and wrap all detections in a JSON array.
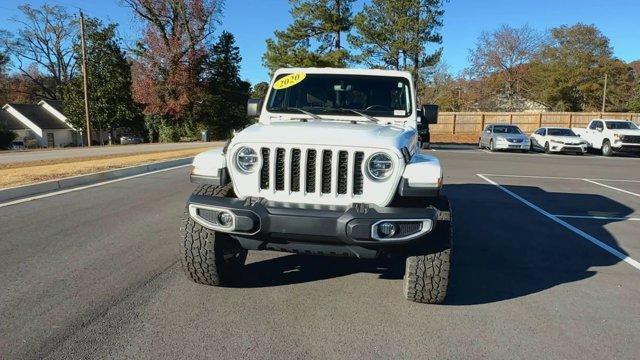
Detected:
[
  {"left": 403, "top": 196, "right": 452, "bottom": 304},
  {"left": 180, "top": 184, "right": 248, "bottom": 286},
  {"left": 602, "top": 140, "right": 613, "bottom": 156},
  {"left": 544, "top": 142, "right": 551, "bottom": 154},
  {"left": 489, "top": 140, "right": 496, "bottom": 152}
]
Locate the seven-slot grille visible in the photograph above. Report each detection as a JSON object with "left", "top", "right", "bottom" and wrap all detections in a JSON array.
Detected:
[{"left": 260, "top": 147, "right": 365, "bottom": 197}]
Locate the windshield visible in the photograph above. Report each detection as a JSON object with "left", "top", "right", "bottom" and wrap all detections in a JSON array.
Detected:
[
  {"left": 548, "top": 128, "right": 577, "bottom": 136},
  {"left": 493, "top": 125, "right": 522, "bottom": 134},
  {"left": 605, "top": 121, "right": 638, "bottom": 130},
  {"left": 266, "top": 73, "right": 412, "bottom": 118}
]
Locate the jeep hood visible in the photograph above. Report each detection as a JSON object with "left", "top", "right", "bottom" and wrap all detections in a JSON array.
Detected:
[{"left": 232, "top": 121, "right": 415, "bottom": 150}]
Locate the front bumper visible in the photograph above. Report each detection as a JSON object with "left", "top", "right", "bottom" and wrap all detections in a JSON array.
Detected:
[
  {"left": 187, "top": 193, "right": 446, "bottom": 259},
  {"left": 613, "top": 142, "right": 640, "bottom": 153},
  {"left": 549, "top": 143, "right": 587, "bottom": 153},
  {"left": 494, "top": 141, "right": 529, "bottom": 150}
]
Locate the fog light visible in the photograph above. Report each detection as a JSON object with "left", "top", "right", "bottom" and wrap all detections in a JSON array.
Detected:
[
  {"left": 217, "top": 211, "right": 233, "bottom": 227},
  {"left": 378, "top": 222, "right": 396, "bottom": 238}
]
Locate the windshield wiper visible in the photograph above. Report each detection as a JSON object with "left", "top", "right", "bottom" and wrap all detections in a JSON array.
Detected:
[
  {"left": 336, "top": 108, "right": 379, "bottom": 123},
  {"left": 276, "top": 107, "right": 321, "bottom": 119}
]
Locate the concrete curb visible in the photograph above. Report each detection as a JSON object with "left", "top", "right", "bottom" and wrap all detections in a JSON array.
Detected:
[{"left": 0, "top": 157, "right": 193, "bottom": 202}]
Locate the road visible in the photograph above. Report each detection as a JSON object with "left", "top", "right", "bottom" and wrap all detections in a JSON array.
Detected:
[
  {"left": 1, "top": 146, "right": 639, "bottom": 359},
  {"left": 0, "top": 142, "right": 221, "bottom": 165}
]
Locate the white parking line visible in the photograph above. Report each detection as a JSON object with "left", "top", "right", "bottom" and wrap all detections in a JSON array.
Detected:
[
  {"left": 554, "top": 214, "right": 640, "bottom": 221},
  {"left": 480, "top": 174, "right": 640, "bottom": 183},
  {"left": 0, "top": 164, "right": 191, "bottom": 209},
  {"left": 583, "top": 179, "right": 640, "bottom": 198},
  {"left": 477, "top": 174, "right": 640, "bottom": 271}
]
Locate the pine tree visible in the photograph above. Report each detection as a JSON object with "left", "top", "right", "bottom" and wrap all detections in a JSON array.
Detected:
[
  {"left": 350, "top": 0, "right": 444, "bottom": 87},
  {"left": 62, "top": 18, "right": 143, "bottom": 142},
  {"left": 203, "top": 31, "right": 251, "bottom": 139},
  {"left": 263, "top": 0, "right": 355, "bottom": 73}
]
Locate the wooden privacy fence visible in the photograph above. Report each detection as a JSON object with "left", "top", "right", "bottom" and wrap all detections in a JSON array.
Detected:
[{"left": 429, "top": 112, "right": 640, "bottom": 143}]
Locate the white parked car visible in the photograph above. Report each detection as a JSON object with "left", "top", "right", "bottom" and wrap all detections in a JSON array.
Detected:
[
  {"left": 478, "top": 124, "right": 530, "bottom": 152},
  {"left": 530, "top": 127, "right": 587, "bottom": 154},
  {"left": 181, "top": 67, "right": 452, "bottom": 304},
  {"left": 573, "top": 119, "right": 640, "bottom": 156}
]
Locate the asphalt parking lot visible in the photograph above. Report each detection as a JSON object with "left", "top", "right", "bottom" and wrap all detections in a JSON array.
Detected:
[{"left": 1, "top": 144, "right": 639, "bottom": 359}]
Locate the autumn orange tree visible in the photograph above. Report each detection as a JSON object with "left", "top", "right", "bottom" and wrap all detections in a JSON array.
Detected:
[{"left": 124, "top": 0, "right": 224, "bottom": 141}]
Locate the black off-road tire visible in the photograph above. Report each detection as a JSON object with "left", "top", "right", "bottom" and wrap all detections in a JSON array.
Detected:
[
  {"left": 180, "top": 184, "right": 248, "bottom": 286},
  {"left": 403, "top": 196, "right": 452, "bottom": 304}
]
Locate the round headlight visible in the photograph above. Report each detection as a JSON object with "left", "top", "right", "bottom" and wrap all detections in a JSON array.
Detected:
[
  {"left": 235, "top": 147, "right": 259, "bottom": 173},
  {"left": 367, "top": 153, "right": 394, "bottom": 180}
]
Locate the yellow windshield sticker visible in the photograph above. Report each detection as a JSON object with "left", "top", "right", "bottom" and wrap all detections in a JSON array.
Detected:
[{"left": 273, "top": 73, "right": 306, "bottom": 90}]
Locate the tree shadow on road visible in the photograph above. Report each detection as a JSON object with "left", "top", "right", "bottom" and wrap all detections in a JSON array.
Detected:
[{"left": 443, "top": 183, "right": 632, "bottom": 305}]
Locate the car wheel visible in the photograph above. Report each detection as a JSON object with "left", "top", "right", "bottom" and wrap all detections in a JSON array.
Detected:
[
  {"left": 489, "top": 139, "right": 496, "bottom": 152},
  {"left": 180, "top": 184, "right": 247, "bottom": 286},
  {"left": 403, "top": 196, "right": 451, "bottom": 304},
  {"left": 478, "top": 139, "right": 483, "bottom": 149},
  {"left": 602, "top": 140, "right": 613, "bottom": 157},
  {"left": 544, "top": 142, "right": 551, "bottom": 154},
  {"left": 529, "top": 142, "right": 534, "bottom": 151}
]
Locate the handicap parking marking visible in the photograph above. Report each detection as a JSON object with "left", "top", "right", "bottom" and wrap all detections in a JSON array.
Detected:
[
  {"left": 477, "top": 173, "right": 640, "bottom": 271},
  {"left": 583, "top": 179, "right": 640, "bottom": 199}
]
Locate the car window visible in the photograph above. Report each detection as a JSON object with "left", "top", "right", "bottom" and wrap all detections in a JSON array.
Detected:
[
  {"left": 485, "top": 125, "right": 492, "bottom": 132},
  {"left": 589, "top": 121, "right": 603, "bottom": 130},
  {"left": 547, "top": 128, "right": 576, "bottom": 136},
  {"left": 492, "top": 125, "right": 522, "bottom": 134},
  {"left": 267, "top": 73, "right": 412, "bottom": 118},
  {"left": 605, "top": 121, "right": 638, "bottom": 130}
]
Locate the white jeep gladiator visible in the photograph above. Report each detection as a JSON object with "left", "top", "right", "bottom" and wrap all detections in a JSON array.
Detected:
[
  {"left": 573, "top": 119, "right": 640, "bottom": 156},
  {"left": 180, "top": 68, "right": 451, "bottom": 304}
]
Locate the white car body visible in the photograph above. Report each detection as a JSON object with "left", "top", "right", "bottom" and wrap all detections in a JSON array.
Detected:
[
  {"left": 192, "top": 67, "right": 443, "bottom": 207},
  {"left": 530, "top": 127, "right": 587, "bottom": 153},
  {"left": 573, "top": 119, "right": 640, "bottom": 155}
]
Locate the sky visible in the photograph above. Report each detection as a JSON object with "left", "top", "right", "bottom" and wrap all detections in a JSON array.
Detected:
[{"left": 1, "top": 0, "right": 639, "bottom": 85}]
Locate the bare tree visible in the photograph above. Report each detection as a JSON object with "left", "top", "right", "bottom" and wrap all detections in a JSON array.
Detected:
[
  {"left": 468, "top": 24, "right": 542, "bottom": 109},
  {"left": 2, "top": 5, "right": 78, "bottom": 100}
]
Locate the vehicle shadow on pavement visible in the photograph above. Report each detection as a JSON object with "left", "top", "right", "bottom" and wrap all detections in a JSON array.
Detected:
[
  {"left": 443, "top": 183, "right": 632, "bottom": 305},
  {"left": 230, "top": 255, "right": 405, "bottom": 288}
]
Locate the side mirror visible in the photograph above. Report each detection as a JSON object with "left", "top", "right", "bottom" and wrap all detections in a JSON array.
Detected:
[
  {"left": 596, "top": 126, "right": 603, "bottom": 132},
  {"left": 419, "top": 104, "right": 438, "bottom": 125},
  {"left": 247, "top": 98, "right": 263, "bottom": 118}
]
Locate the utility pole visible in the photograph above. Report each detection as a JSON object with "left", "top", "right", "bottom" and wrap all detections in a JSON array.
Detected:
[
  {"left": 601, "top": 73, "right": 608, "bottom": 113},
  {"left": 79, "top": 10, "right": 91, "bottom": 147}
]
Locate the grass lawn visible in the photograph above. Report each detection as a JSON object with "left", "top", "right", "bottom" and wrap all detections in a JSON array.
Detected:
[{"left": 0, "top": 147, "right": 210, "bottom": 188}]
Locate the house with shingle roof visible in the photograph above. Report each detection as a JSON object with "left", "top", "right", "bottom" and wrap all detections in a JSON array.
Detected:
[{"left": 1, "top": 100, "right": 80, "bottom": 147}]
